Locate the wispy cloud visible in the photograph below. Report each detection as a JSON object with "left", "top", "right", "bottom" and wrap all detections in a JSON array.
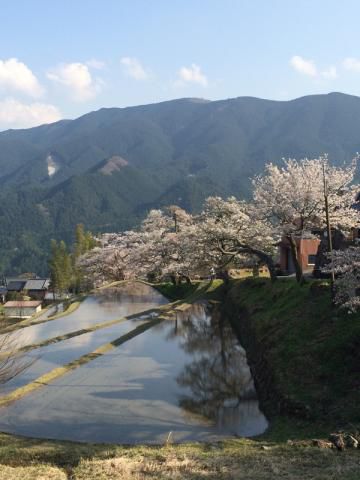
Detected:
[
  {"left": 0, "top": 58, "right": 44, "bottom": 97},
  {"left": 175, "top": 63, "right": 208, "bottom": 87},
  {"left": 47, "top": 62, "right": 102, "bottom": 102},
  {"left": 343, "top": 57, "right": 360, "bottom": 72},
  {"left": 0, "top": 97, "right": 61, "bottom": 129},
  {"left": 290, "top": 55, "right": 337, "bottom": 79},
  {"left": 321, "top": 66, "right": 337, "bottom": 79},
  {"left": 120, "top": 57, "right": 148, "bottom": 80},
  {"left": 86, "top": 58, "right": 106, "bottom": 70}
]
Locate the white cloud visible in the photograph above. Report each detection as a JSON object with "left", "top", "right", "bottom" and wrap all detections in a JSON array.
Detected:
[
  {"left": 290, "top": 55, "right": 317, "bottom": 77},
  {"left": 290, "top": 55, "right": 338, "bottom": 80},
  {"left": 120, "top": 57, "right": 148, "bottom": 80},
  {"left": 176, "top": 63, "right": 208, "bottom": 87},
  {"left": 0, "top": 97, "right": 61, "bottom": 129},
  {"left": 86, "top": 58, "right": 106, "bottom": 70},
  {"left": 47, "top": 62, "right": 102, "bottom": 102},
  {"left": 0, "top": 58, "right": 43, "bottom": 97},
  {"left": 321, "top": 66, "right": 337, "bottom": 79},
  {"left": 343, "top": 57, "right": 360, "bottom": 72}
]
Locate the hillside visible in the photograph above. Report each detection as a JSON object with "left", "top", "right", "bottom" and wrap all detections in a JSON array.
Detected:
[
  {"left": 224, "top": 278, "right": 360, "bottom": 430},
  {"left": 1, "top": 92, "right": 360, "bottom": 274}
]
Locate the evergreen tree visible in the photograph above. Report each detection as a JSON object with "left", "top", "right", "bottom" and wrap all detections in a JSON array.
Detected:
[
  {"left": 49, "top": 240, "right": 73, "bottom": 295},
  {"left": 72, "top": 224, "right": 97, "bottom": 293}
]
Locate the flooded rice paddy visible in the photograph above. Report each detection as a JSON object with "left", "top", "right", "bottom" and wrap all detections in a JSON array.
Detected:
[{"left": 0, "top": 282, "right": 267, "bottom": 443}]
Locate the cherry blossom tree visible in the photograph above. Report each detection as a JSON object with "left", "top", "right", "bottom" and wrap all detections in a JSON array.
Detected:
[
  {"left": 78, "top": 232, "right": 137, "bottom": 286},
  {"left": 197, "top": 196, "right": 278, "bottom": 281},
  {"left": 79, "top": 155, "right": 359, "bottom": 288},
  {"left": 79, "top": 206, "right": 200, "bottom": 285},
  {"left": 80, "top": 199, "right": 278, "bottom": 284},
  {"left": 253, "top": 155, "right": 359, "bottom": 282},
  {"left": 326, "top": 246, "right": 360, "bottom": 312}
]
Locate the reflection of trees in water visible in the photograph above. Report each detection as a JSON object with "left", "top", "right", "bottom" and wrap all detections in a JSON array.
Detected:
[
  {"left": 0, "top": 333, "right": 35, "bottom": 387},
  {"left": 94, "top": 283, "right": 165, "bottom": 306},
  {"left": 175, "top": 303, "right": 256, "bottom": 420}
]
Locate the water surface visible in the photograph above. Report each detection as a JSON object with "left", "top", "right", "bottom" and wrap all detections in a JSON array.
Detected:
[
  {"left": 0, "top": 291, "right": 268, "bottom": 443},
  {"left": 0, "top": 283, "right": 167, "bottom": 395},
  {"left": 2, "top": 283, "right": 167, "bottom": 348}
]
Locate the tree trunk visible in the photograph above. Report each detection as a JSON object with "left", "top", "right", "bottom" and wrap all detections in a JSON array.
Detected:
[
  {"left": 287, "top": 235, "right": 305, "bottom": 284},
  {"left": 218, "top": 270, "right": 230, "bottom": 285},
  {"left": 181, "top": 274, "right": 192, "bottom": 284},
  {"left": 218, "top": 243, "right": 277, "bottom": 282},
  {"left": 170, "top": 275, "right": 178, "bottom": 286},
  {"left": 241, "top": 247, "right": 277, "bottom": 282}
]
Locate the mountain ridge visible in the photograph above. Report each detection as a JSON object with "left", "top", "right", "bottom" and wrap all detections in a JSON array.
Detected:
[{"left": 1, "top": 92, "right": 360, "bottom": 274}]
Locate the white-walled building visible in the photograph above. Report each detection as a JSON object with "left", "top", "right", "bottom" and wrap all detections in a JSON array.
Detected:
[{"left": 4, "top": 301, "right": 42, "bottom": 318}]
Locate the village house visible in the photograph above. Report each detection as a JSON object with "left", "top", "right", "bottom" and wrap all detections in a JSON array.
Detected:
[
  {"left": 6, "top": 279, "right": 26, "bottom": 293},
  {"left": 279, "top": 227, "right": 359, "bottom": 276},
  {"left": 279, "top": 194, "right": 360, "bottom": 276},
  {"left": 278, "top": 237, "right": 321, "bottom": 275},
  {"left": 23, "top": 278, "right": 50, "bottom": 300},
  {"left": 4, "top": 300, "right": 42, "bottom": 318},
  {"left": 4, "top": 277, "right": 50, "bottom": 301}
]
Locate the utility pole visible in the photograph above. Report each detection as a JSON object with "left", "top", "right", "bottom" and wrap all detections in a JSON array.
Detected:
[{"left": 322, "top": 162, "right": 335, "bottom": 290}]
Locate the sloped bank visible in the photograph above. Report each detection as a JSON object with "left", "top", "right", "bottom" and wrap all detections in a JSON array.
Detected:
[{"left": 222, "top": 278, "right": 360, "bottom": 436}]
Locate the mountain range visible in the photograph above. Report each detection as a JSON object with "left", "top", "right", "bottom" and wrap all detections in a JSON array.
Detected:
[{"left": 1, "top": 92, "right": 360, "bottom": 275}]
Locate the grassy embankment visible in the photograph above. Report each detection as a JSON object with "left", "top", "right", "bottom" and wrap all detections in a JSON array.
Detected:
[
  {"left": 0, "top": 432, "right": 359, "bottom": 480},
  {"left": 224, "top": 278, "right": 360, "bottom": 440},
  {"left": 155, "top": 279, "right": 224, "bottom": 302},
  {"left": 159, "top": 277, "right": 360, "bottom": 438},
  {"left": 0, "top": 278, "right": 359, "bottom": 479}
]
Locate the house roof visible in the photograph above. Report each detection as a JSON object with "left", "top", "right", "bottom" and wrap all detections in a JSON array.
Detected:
[
  {"left": 6, "top": 281, "right": 26, "bottom": 291},
  {"left": 4, "top": 301, "right": 42, "bottom": 308},
  {"left": 24, "top": 279, "right": 50, "bottom": 290}
]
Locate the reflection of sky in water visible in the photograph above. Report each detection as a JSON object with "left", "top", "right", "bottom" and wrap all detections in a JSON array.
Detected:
[
  {"left": 1, "top": 283, "right": 167, "bottom": 348},
  {"left": 0, "top": 317, "right": 148, "bottom": 395},
  {"left": 0, "top": 283, "right": 167, "bottom": 395},
  {"left": 0, "top": 295, "right": 268, "bottom": 444}
]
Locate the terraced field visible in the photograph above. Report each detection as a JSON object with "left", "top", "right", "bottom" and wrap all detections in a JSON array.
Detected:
[{"left": 0, "top": 282, "right": 267, "bottom": 444}]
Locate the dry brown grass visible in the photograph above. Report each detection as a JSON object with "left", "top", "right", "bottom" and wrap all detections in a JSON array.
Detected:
[
  {"left": 0, "top": 464, "right": 66, "bottom": 480},
  {"left": 1, "top": 432, "right": 358, "bottom": 480},
  {"left": 72, "top": 443, "right": 360, "bottom": 480}
]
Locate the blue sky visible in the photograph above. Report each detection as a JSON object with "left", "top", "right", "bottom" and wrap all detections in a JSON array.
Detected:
[{"left": 1, "top": 0, "right": 360, "bottom": 129}]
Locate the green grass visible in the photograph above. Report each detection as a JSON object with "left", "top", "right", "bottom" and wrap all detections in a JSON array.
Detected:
[
  {"left": 155, "top": 282, "right": 200, "bottom": 301},
  {"left": 225, "top": 278, "right": 360, "bottom": 435},
  {"left": 155, "top": 279, "right": 224, "bottom": 302}
]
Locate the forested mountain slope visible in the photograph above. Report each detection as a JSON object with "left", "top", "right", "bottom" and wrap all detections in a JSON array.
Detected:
[{"left": 1, "top": 92, "right": 359, "bottom": 274}]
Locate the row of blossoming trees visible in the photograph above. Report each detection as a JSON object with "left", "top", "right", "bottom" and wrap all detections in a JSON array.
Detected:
[{"left": 79, "top": 155, "right": 360, "bottom": 311}]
